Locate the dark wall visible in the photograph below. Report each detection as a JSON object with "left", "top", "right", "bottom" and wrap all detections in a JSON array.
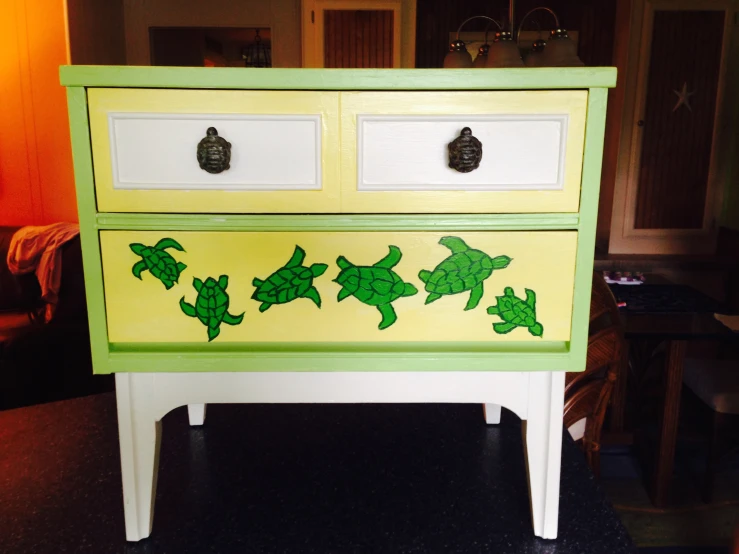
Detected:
[
  {"left": 415, "top": 0, "right": 617, "bottom": 68},
  {"left": 67, "top": 0, "right": 127, "bottom": 65},
  {"left": 150, "top": 28, "right": 206, "bottom": 66}
]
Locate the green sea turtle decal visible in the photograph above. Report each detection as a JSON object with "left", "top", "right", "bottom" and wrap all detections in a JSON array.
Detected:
[
  {"left": 252, "top": 246, "right": 328, "bottom": 312},
  {"left": 180, "top": 275, "right": 244, "bottom": 342},
  {"left": 334, "top": 245, "right": 418, "bottom": 330},
  {"left": 487, "top": 287, "right": 543, "bottom": 337},
  {"left": 419, "top": 236, "right": 511, "bottom": 311},
  {"left": 130, "top": 238, "right": 187, "bottom": 290}
]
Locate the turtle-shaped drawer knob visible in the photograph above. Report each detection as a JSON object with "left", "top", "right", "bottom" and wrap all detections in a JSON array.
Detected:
[
  {"left": 197, "top": 127, "right": 231, "bottom": 174},
  {"left": 448, "top": 127, "right": 482, "bottom": 173}
]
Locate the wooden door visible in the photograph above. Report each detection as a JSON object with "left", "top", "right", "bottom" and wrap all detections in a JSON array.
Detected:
[
  {"left": 609, "top": 0, "right": 734, "bottom": 254},
  {"left": 323, "top": 9, "right": 394, "bottom": 68},
  {"left": 302, "top": 0, "right": 409, "bottom": 68}
]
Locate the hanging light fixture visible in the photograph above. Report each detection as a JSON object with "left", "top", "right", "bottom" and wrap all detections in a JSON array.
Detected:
[
  {"left": 519, "top": 19, "right": 546, "bottom": 67},
  {"left": 486, "top": 31, "right": 524, "bottom": 68},
  {"left": 516, "top": 7, "right": 583, "bottom": 67},
  {"left": 443, "top": 39, "right": 473, "bottom": 68},
  {"left": 472, "top": 24, "right": 492, "bottom": 68},
  {"left": 524, "top": 38, "right": 547, "bottom": 66},
  {"left": 443, "top": 15, "right": 502, "bottom": 69},
  {"left": 442, "top": 1, "right": 584, "bottom": 68},
  {"left": 473, "top": 43, "right": 490, "bottom": 67},
  {"left": 241, "top": 28, "right": 272, "bottom": 68},
  {"left": 539, "top": 29, "right": 583, "bottom": 67}
]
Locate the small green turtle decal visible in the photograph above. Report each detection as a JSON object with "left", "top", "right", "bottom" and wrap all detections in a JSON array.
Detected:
[
  {"left": 180, "top": 275, "right": 244, "bottom": 342},
  {"left": 334, "top": 245, "right": 418, "bottom": 330},
  {"left": 419, "top": 236, "right": 511, "bottom": 311},
  {"left": 130, "top": 237, "right": 187, "bottom": 290},
  {"left": 487, "top": 287, "right": 544, "bottom": 337},
  {"left": 252, "top": 245, "right": 328, "bottom": 312}
]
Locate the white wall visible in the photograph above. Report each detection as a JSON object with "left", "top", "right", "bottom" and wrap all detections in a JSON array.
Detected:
[{"left": 123, "top": 0, "right": 302, "bottom": 67}]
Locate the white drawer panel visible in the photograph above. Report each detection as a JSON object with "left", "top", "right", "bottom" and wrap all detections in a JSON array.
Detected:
[
  {"left": 358, "top": 115, "right": 567, "bottom": 191},
  {"left": 110, "top": 113, "right": 320, "bottom": 191}
]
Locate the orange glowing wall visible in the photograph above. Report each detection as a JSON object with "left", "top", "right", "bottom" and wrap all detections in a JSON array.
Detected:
[{"left": 0, "top": 0, "right": 77, "bottom": 226}]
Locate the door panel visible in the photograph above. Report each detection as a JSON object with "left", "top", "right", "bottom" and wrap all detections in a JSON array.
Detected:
[
  {"left": 634, "top": 10, "right": 724, "bottom": 230},
  {"left": 302, "top": 0, "right": 404, "bottom": 68},
  {"left": 324, "top": 9, "right": 394, "bottom": 68}
]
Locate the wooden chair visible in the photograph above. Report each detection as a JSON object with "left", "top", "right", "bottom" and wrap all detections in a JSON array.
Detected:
[
  {"left": 563, "top": 272, "right": 624, "bottom": 476},
  {"left": 682, "top": 357, "right": 739, "bottom": 502}
]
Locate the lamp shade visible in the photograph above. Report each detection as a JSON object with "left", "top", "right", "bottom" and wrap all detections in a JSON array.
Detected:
[
  {"left": 524, "top": 39, "right": 547, "bottom": 67},
  {"left": 443, "top": 40, "right": 473, "bottom": 68},
  {"left": 486, "top": 32, "right": 523, "bottom": 68},
  {"left": 539, "top": 29, "right": 583, "bottom": 67},
  {"left": 473, "top": 43, "right": 490, "bottom": 68}
]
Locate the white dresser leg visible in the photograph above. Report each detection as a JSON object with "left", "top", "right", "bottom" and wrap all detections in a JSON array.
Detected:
[
  {"left": 188, "top": 404, "right": 207, "bottom": 426},
  {"left": 483, "top": 403, "right": 502, "bottom": 424},
  {"left": 116, "top": 373, "right": 162, "bottom": 542},
  {"left": 524, "top": 372, "right": 565, "bottom": 540}
]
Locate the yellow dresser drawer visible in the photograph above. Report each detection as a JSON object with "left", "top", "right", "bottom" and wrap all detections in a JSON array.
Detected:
[
  {"left": 88, "top": 89, "right": 341, "bottom": 213},
  {"left": 101, "top": 230, "right": 577, "bottom": 344},
  {"left": 340, "top": 91, "right": 587, "bottom": 213}
]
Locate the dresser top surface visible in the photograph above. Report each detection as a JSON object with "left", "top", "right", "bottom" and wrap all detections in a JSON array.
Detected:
[{"left": 60, "top": 66, "right": 617, "bottom": 90}]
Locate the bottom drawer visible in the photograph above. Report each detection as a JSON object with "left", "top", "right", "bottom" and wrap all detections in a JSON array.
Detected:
[{"left": 100, "top": 231, "right": 577, "bottom": 344}]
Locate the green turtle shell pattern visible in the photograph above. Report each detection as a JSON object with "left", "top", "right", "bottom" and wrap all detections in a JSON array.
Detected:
[
  {"left": 180, "top": 275, "right": 244, "bottom": 342},
  {"left": 418, "top": 236, "right": 511, "bottom": 311},
  {"left": 130, "top": 237, "right": 187, "bottom": 290},
  {"left": 487, "top": 287, "right": 544, "bottom": 337},
  {"left": 334, "top": 245, "right": 418, "bottom": 330},
  {"left": 252, "top": 246, "right": 328, "bottom": 312}
]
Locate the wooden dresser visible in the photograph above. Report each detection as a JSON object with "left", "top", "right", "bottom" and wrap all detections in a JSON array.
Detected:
[{"left": 61, "top": 66, "right": 616, "bottom": 541}]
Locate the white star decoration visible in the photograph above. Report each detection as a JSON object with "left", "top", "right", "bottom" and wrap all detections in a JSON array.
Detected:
[{"left": 672, "top": 82, "right": 695, "bottom": 113}]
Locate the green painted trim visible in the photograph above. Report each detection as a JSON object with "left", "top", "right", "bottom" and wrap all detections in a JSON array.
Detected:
[
  {"left": 60, "top": 66, "right": 617, "bottom": 90},
  {"left": 96, "top": 213, "right": 580, "bottom": 231},
  {"left": 568, "top": 88, "right": 609, "bottom": 372},
  {"left": 110, "top": 341, "right": 569, "bottom": 354},
  {"left": 105, "top": 341, "right": 572, "bottom": 374},
  {"left": 63, "top": 72, "right": 613, "bottom": 376},
  {"left": 66, "top": 87, "right": 111, "bottom": 374}
]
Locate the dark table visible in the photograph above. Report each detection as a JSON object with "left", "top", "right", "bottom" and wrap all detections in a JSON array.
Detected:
[
  {"left": 0, "top": 393, "right": 635, "bottom": 553},
  {"left": 607, "top": 280, "right": 736, "bottom": 508}
]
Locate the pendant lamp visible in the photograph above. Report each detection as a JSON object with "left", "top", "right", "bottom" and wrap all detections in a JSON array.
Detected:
[
  {"left": 486, "top": 31, "right": 524, "bottom": 68},
  {"left": 443, "top": 15, "right": 502, "bottom": 69}
]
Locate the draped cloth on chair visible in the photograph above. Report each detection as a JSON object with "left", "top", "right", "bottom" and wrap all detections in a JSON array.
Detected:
[{"left": 6, "top": 223, "right": 80, "bottom": 322}]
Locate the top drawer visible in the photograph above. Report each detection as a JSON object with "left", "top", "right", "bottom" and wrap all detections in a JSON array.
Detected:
[
  {"left": 340, "top": 90, "right": 588, "bottom": 213},
  {"left": 88, "top": 88, "right": 341, "bottom": 213},
  {"left": 88, "top": 88, "right": 587, "bottom": 214}
]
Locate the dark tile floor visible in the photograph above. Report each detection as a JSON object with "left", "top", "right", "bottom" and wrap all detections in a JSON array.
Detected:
[
  {"left": 639, "top": 546, "right": 731, "bottom": 554},
  {"left": 0, "top": 394, "right": 635, "bottom": 553},
  {"left": 600, "top": 438, "right": 739, "bottom": 553}
]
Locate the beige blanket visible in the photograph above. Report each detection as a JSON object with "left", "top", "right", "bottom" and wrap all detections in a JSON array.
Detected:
[{"left": 6, "top": 222, "right": 80, "bottom": 321}]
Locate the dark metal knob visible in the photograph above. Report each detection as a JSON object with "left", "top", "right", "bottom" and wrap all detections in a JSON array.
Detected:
[
  {"left": 448, "top": 127, "right": 482, "bottom": 173},
  {"left": 197, "top": 127, "right": 231, "bottom": 174},
  {"left": 637, "top": 120, "right": 644, "bottom": 127}
]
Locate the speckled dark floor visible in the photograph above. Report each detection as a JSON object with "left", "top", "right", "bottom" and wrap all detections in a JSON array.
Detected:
[{"left": 0, "top": 393, "right": 635, "bottom": 553}]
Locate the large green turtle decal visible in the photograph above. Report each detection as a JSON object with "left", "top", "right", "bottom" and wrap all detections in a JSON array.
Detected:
[
  {"left": 334, "top": 245, "right": 418, "bottom": 330},
  {"left": 180, "top": 275, "right": 244, "bottom": 342},
  {"left": 130, "top": 237, "right": 187, "bottom": 290},
  {"left": 487, "top": 287, "right": 543, "bottom": 337},
  {"left": 252, "top": 246, "right": 328, "bottom": 312},
  {"left": 419, "top": 236, "right": 511, "bottom": 311}
]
